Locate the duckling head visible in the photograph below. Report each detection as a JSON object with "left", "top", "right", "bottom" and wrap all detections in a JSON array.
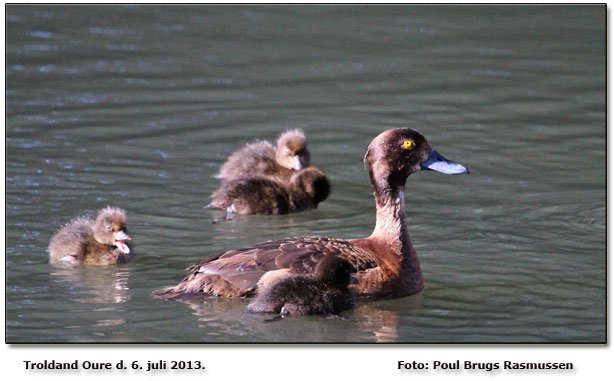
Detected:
[
  {"left": 314, "top": 256, "right": 355, "bottom": 288},
  {"left": 275, "top": 129, "right": 311, "bottom": 170},
  {"left": 290, "top": 167, "right": 330, "bottom": 205},
  {"left": 364, "top": 128, "right": 468, "bottom": 196},
  {"left": 92, "top": 206, "right": 132, "bottom": 254}
]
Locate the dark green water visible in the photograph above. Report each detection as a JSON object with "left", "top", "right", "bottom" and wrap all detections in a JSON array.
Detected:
[{"left": 5, "top": 5, "right": 605, "bottom": 343}]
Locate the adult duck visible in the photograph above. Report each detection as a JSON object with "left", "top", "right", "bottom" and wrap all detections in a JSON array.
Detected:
[{"left": 154, "top": 128, "right": 467, "bottom": 300}]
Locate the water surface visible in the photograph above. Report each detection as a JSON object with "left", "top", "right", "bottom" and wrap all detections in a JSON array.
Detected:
[{"left": 5, "top": 5, "right": 605, "bottom": 343}]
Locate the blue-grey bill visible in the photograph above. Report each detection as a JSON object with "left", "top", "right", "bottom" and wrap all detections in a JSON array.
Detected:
[
  {"left": 292, "top": 156, "right": 303, "bottom": 170},
  {"left": 421, "top": 148, "right": 468, "bottom": 175}
]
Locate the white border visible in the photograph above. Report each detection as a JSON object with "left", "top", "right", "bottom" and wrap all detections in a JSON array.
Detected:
[{"left": 2, "top": 1, "right": 609, "bottom": 380}]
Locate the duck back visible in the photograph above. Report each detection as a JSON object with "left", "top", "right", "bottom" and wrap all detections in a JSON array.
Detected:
[
  {"left": 209, "top": 175, "right": 291, "bottom": 215},
  {"left": 217, "top": 141, "right": 293, "bottom": 181},
  {"left": 49, "top": 217, "right": 93, "bottom": 264}
]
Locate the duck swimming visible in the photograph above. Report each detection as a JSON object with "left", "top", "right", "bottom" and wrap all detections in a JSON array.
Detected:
[
  {"left": 247, "top": 256, "right": 355, "bottom": 316},
  {"left": 288, "top": 166, "right": 330, "bottom": 211},
  {"left": 49, "top": 206, "right": 132, "bottom": 265},
  {"left": 207, "top": 166, "right": 330, "bottom": 215},
  {"left": 216, "top": 129, "right": 311, "bottom": 181},
  {"left": 153, "top": 128, "right": 467, "bottom": 300}
]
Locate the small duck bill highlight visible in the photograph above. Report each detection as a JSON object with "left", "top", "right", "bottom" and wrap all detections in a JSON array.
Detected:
[{"left": 114, "top": 230, "right": 132, "bottom": 254}]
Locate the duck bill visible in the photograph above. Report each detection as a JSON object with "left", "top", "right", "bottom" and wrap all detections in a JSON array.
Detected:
[
  {"left": 292, "top": 155, "right": 304, "bottom": 170},
  {"left": 114, "top": 230, "right": 132, "bottom": 254},
  {"left": 421, "top": 148, "right": 468, "bottom": 175}
]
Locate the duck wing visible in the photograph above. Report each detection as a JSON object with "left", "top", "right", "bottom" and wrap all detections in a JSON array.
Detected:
[
  {"left": 154, "top": 236, "right": 377, "bottom": 299},
  {"left": 192, "top": 236, "right": 376, "bottom": 273},
  {"left": 273, "top": 236, "right": 377, "bottom": 273}
]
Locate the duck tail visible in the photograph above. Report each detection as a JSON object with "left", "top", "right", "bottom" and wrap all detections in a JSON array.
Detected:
[
  {"left": 151, "top": 286, "right": 188, "bottom": 300},
  {"left": 151, "top": 273, "right": 247, "bottom": 299}
]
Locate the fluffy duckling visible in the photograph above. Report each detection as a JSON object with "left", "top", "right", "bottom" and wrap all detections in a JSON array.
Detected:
[
  {"left": 216, "top": 129, "right": 311, "bottom": 181},
  {"left": 208, "top": 176, "right": 291, "bottom": 215},
  {"left": 49, "top": 206, "right": 132, "bottom": 265},
  {"left": 207, "top": 167, "right": 330, "bottom": 216},
  {"left": 247, "top": 256, "right": 355, "bottom": 316},
  {"left": 288, "top": 167, "right": 330, "bottom": 212}
]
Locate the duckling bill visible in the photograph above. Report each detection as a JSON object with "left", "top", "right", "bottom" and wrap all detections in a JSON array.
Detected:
[{"left": 49, "top": 206, "right": 132, "bottom": 265}]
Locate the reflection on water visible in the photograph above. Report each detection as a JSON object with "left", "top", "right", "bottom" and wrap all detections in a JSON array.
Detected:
[
  {"left": 351, "top": 296, "right": 423, "bottom": 343},
  {"left": 50, "top": 265, "right": 131, "bottom": 304},
  {"left": 174, "top": 292, "right": 422, "bottom": 343},
  {"left": 6, "top": 5, "right": 605, "bottom": 343}
]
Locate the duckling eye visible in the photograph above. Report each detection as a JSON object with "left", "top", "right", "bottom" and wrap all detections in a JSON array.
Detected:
[
  {"left": 402, "top": 140, "right": 413, "bottom": 148},
  {"left": 105, "top": 225, "right": 112, "bottom": 231}
]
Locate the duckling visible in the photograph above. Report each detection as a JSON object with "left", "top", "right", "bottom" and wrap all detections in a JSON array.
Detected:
[
  {"left": 208, "top": 175, "right": 292, "bottom": 215},
  {"left": 153, "top": 128, "right": 467, "bottom": 300},
  {"left": 49, "top": 206, "right": 132, "bottom": 265},
  {"left": 247, "top": 256, "right": 355, "bottom": 316},
  {"left": 207, "top": 167, "right": 330, "bottom": 216},
  {"left": 288, "top": 167, "right": 330, "bottom": 212},
  {"left": 216, "top": 129, "right": 311, "bottom": 181}
]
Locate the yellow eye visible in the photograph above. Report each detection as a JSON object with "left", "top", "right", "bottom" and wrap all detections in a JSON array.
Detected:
[{"left": 402, "top": 140, "right": 413, "bottom": 148}]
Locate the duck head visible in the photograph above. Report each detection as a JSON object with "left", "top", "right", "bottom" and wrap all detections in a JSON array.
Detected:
[
  {"left": 314, "top": 256, "right": 356, "bottom": 288},
  {"left": 92, "top": 206, "right": 132, "bottom": 254},
  {"left": 275, "top": 129, "right": 311, "bottom": 170},
  {"left": 290, "top": 167, "right": 330, "bottom": 205},
  {"left": 365, "top": 128, "right": 468, "bottom": 201}
]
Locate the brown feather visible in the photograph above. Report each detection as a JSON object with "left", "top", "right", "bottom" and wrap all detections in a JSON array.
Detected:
[{"left": 153, "top": 236, "right": 377, "bottom": 299}]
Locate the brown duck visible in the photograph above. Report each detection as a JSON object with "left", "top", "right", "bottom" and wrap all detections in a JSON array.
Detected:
[
  {"left": 154, "top": 128, "right": 467, "bottom": 300},
  {"left": 49, "top": 206, "right": 132, "bottom": 265},
  {"left": 207, "top": 167, "right": 330, "bottom": 215},
  {"left": 247, "top": 256, "right": 355, "bottom": 316},
  {"left": 216, "top": 129, "right": 311, "bottom": 181}
]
